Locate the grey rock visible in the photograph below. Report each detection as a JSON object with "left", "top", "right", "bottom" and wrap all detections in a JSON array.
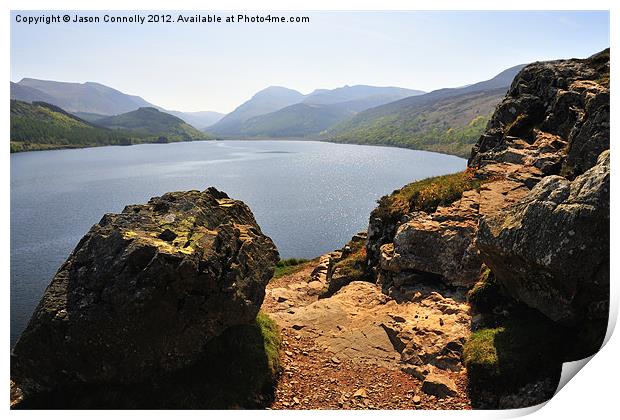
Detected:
[{"left": 11, "top": 187, "right": 279, "bottom": 399}]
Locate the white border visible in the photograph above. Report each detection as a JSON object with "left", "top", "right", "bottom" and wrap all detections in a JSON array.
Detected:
[{"left": 3, "top": 1, "right": 617, "bottom": 419}]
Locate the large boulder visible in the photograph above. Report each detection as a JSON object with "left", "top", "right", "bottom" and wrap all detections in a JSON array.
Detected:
[
  {"left": 11, "top": 187, "right": 279, "bottom": 400},
  {"left": 476, "top": 151, "right": 609, "bottom": 326}
]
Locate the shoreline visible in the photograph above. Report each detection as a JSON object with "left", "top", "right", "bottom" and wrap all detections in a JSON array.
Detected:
[{"left": 10, "top": 137, "right": 470, "bottom": 160}]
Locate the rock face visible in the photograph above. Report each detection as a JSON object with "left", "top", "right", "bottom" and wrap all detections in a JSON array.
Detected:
[
  {"left": 376, "top": 179, "right": 531, "bottom": 291},
  {"left": 11, "top": 187, "right": 279, "bottom": 402},
  {"left": 477, "top": 151, "right": 609, "bottom": 325},
  {"left": 469, "top": 49, "right": 610, "bottom": 352},
  {"left": 367, "top": 49, "right": 609, "bottom": 305},
  {"left": 362, "top": 49, "right": 609, "bottom": 406},
  {"left": 469, "top": 49, "right": 609, "bottom": 178}
]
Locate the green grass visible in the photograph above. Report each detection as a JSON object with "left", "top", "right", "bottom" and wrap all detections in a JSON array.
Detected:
[
  {"left": 273, "top": 258, "right": 309, "bottom": 279},
  {"left": 463, "top": 312, "right": 563, "bottom": 392},
  {"left": 255, "top": 312, "right": 282, "bottom": 375},
  {"left": 333, "top": 239, "right": 367, "bottom": 280},
  {"left": 374, "top": 168, "right": 483, "bottom": 223}
]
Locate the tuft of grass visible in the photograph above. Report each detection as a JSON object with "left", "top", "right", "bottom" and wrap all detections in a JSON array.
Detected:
[
  {"left": 334, "top": 240, "right": 367, "bottom": 280},
  {"left": 374, "top": 168, "right": 483, "bottom": 223},
  {"left": 255, "top": 312, "right": 282, "bottom": 375},
  {"left": 464, "top": 311, "right": 563, "bottom": 392},
  {"left": 273, "top": 258, "right": 309, "bottom": 279}
]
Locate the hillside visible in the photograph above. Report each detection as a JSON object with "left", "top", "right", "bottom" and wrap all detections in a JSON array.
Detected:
[
  {"left": 166, "top": 110, "right": 225, "bottom": 130},
  {"left": 324, "top": 65, "right": 525, "bottom": 157},
  {"left": 10, "top": 100, "right": 129, "bottom": 152},
  {"left": 207, "top": 85, "right": 423, "bottom": 137},
  {"left": 228, "top": 103, "right": 356, "bottom": 138},
  {"left": 303, "top": 85, "right": 423, "bottom": 105},
  {"left": 227, "top": 88, "right": 425, "bottom": 138},
  {"left": 10, "top": 101, "right": 211, "bottom": 152},
  {"left": 95, "top": 107, "right": 211, "bottom": 142}
]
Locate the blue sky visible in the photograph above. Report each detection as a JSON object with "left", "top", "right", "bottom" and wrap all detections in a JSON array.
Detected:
[{"left": 11, "top": 10, "right": 609, "bottom": 113}]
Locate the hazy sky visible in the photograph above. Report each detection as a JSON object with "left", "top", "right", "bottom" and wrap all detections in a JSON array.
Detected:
[{"left": 11, "top": 10, "right": 609, "bottom": 113}]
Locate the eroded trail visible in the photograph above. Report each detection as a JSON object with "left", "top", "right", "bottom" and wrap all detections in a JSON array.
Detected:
[{"left": 262, "top": 262, "right": 473, "bottom": 410}]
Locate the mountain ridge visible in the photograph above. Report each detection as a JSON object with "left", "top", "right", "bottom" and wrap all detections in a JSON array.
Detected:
[
  {"left": 322, "top": 64, "right": 527, "bottom": 157},
  {"left": 11, "top": 78, "right": 223, "bottom": 129}
]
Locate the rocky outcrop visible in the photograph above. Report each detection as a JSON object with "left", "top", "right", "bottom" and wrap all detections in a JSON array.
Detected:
[
  {"left": 362, "top": 49, "right": 609, "bottom": 407},
  {"left": 469, "top": 49, "right": 609, "bottom": 177},
  {"left": 376, "top": 179, "right": 531, "bottom": 291},
  {"left": 367, "top": 49, "right": 609, "bottom": 300},
  {"left": 468, "top": 49, "right": 610, "bottom": 354},
  {"left": 11, "top": 187, "right": 279, "bottom": 407},
  {"left": 477, "top": 151, "right": 609, "bottom": 332}
]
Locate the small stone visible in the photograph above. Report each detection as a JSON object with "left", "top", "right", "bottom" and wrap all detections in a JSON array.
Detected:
[
  {"left": 421, "top": 372, "right": 458, "bottom": 398},
  {"left": 292, "top": 323, "right": 305, "bottom": 330},
  {"left": 293, "top": 397, "right": 300, "bottom": 404},
  {"left": 413, "top": 395, "right": 421, "bottom": 404},
  {"left": 353, "top": 388, "right": 368, "bottom": 398},
  {"left": 285, "top": 351, "right": 294, "bottom": 357},
  {"left": 331, "top": 357, "right": 341, "bottom": 364}
]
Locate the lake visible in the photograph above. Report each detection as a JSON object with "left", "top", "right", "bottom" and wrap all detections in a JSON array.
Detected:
[{"left": 10, "top": 140, "right": 465, "bottom": 344}]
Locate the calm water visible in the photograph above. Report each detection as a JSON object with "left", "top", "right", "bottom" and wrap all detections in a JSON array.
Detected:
[{"left": 10, "top": 140, "right": 465, "bottom": 344}]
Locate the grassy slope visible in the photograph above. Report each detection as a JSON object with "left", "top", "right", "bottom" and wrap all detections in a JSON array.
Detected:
[
  {"left": 95, "top": 107, "right": 211, "bottom": 142},
  {"left": 10, "top": 101, "right": 212, "bottom": 152},
  {"left": 373, "top": 168, "right": 484, "bottom": 223},
  {"left": 10, "top": 100, "right": 126, "bottom": 152},
  {"left": 324, "top": 89, "right": 506, "bottom": 158}
]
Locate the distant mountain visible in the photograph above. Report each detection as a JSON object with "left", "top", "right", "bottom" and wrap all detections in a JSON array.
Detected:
[
  {"left": 10, "top": 82, "right": 56, "bottom": 104},
  {"left": 10, "top": 79, "right": 223, "bottom": 128},
  {"left": 10, "top": 101, "right": 211, "bottom": 153},
  {"left": 323, "top": 65, "right": 526, "bottom": 157},
  {"left": 95, "top": 107, "right": 210, "bottom": 142},
  {"left": 208, "top": 86, "right": 305, "bottom": 134},
  {"left": 13, "top": 78, "right": 155, "bottom": 115},
  {"left": 208, "top": 85, "right": 424, "bottom": 137},
  {"left": 228, "top": 103, "right": 356, "bottom": 138},
  {"left": 166, "top": 110, "right": 225, "bottom": 130},
  {"left": 303, "top": 85, "right": 423, "bottom": 105}
]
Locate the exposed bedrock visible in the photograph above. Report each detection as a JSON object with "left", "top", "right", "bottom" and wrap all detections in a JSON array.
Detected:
[
  {"left": 476, "top": 150, "right": 609, "bottom": 331},
  {"left": 11, "top": 187, "right": 279, "bottom": 406},
  {"left": 369, "top": 49, "right": 609, "bottom": 304}
]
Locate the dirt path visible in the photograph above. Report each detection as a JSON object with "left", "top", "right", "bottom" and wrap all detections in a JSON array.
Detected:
[{"left": 262, "top": 263, "right": 472, "bottom": 410}]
